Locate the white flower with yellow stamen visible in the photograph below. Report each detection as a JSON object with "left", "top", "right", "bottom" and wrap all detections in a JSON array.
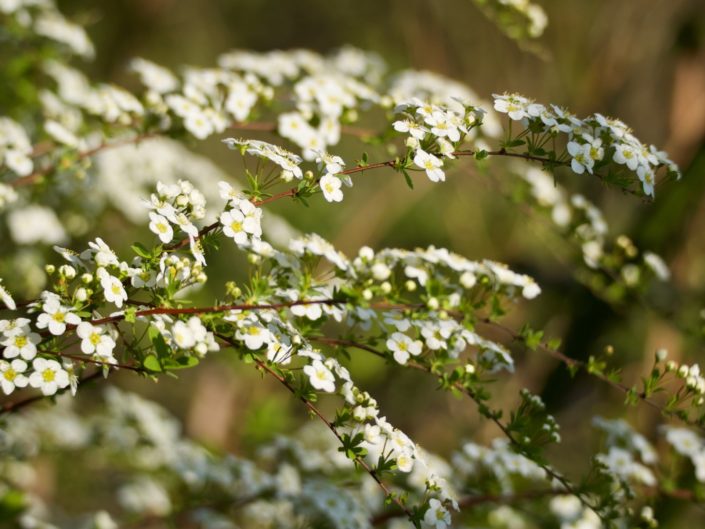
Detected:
[
  {"left": 0, "top": 359, "right": 29, "bottom": 395},
  {"left": 29, "top": 358, "right": 70, "bottom": 396}
]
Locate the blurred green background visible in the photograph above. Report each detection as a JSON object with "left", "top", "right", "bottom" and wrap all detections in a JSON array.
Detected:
[{"left": 31, "top": 0, "right": 705, "bottom": 524}]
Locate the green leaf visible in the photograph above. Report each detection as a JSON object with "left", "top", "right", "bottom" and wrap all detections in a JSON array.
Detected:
[
  {"left": 163, "top": 356, "right": 200, "bottom": 370},
  {"left": 124, "top": 307, "right": 137, "bottom": 323},
  {"left": 474, "top": 149, "right": 489, "bottom": 161},
  {"left": 131, "top": 242, "right": 152, "bottom": 259},
  {"left": 143, "top": 354, "right": 162, "bottom": 372},
  {"left": 401, "top": 168, "right": 414, "bottom": 189}
]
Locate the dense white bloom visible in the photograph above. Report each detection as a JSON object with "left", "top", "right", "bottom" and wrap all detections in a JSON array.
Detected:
[
  {"left": 0, "top": 279, "right": 15, "bottom": 310},
  {"left": 303, "top": 359, "right": 335, "bottom": 393},
  {"left": 665, "top": 428, "right": 702, "bottom": 458},
  {"left": 220, "top": 209, "right": 248, "bottom": 245},
  {"left": 567, "top": 141, "right": 594, "bottom": 174},
  {"left": 36, "top": 297, "right": 81, "bottom": 336},
  {"left": 235, "top": 320, "right": 271, "bottom": 350},
  {"left": 0, "top": 359, "right": 29, "bottom": 395},
  {"left": 29, "top": 358, "right": 70, "bottom": 396},
  {"left": 414, "top": 149, "right": 445, "bottom": 182},
  {"left": 223, "top": 138, "right": 303, "bottom": 178},
  {"left": 596, "top": 446, "right": 656, "bottom": 486},
  {"left": 320, "top": 174, "right": 344, "bottom": 202},
  {"left": 423, "top": 498, "right": 451, "bottom": 529},
  {"left": 493, "top": 94, "right": 529, "bottom": 120},
  {"left": 7, "top": 206, "right": 67, "bottom": 245},
  {"left": 130, "top": 58, "right": 179, "bottom": 93},
  {"left": 386, "top": 332, "right": 422, "bottom": 365},
  {"left": 76, "top": 322, "right": 116, "bottom": 360},
  {"left": 149, "top": 212, "right": 174, "bottom": 244},
  {"left": 118, "top": 478, "right": 172, "bottom": 516},
  {"left": 2, "top": 329, "right": 40, "bottom": 360},
  {"left": 97, "top": 268, "right": 128, "bottom": 308}
]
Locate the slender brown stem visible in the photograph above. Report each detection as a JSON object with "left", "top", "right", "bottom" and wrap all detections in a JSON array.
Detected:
[
  {"left": 0, "top": 369, "right": 103, "bottom": 414},
  {"left": 215, "top": 332, "right": 415, "bottom": 521},
  {"left": 11, "top": 132, "right": 157, "bottom": 188}
]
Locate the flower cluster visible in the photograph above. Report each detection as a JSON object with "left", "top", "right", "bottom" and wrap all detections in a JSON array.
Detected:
[
  {"left": 0, "top": 118, "right": 33, "bottom": 177},
  {"left": 494, "top": 93, "right": 680, "bottom": 196},
  {"left": 145, "top": 179, "right": 208, "bottom": 264},
  {"left": 519, "top": 165, "right": 672, "bottom": 297},
  {"left": 393, "top": 99, "right": 485, "bottom": 182},
  {"left": 0, "top": 313, "right": 72, "bottom": 396}
]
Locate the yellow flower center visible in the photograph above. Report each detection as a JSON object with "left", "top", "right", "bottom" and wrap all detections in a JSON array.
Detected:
[
  {"left": 90, "top": 332, "right": 101, "bottom": 345},
  {"left": 42, "top": 369, "right": 55, "bottom": 383},
  {"left": 52, "top": 312, "right": 66, "bottom": 323},
  {"left": 230, "top": 221, "right": 243, "bottom": 233},
  {"left": 14, "top": 335, "right": 28, "bottom": 348},
  {"left": 4, "top": 369, "right": 16, "bottom": 381}
]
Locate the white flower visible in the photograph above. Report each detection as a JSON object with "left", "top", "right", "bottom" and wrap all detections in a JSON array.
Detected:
[
  {"left": 303, "top": 359, "right": 335, "bottom": 393},
  {"left": 320, "top": 173, "right": 344, "bottom": 202},
  {"left": 291, "top": 302, "right": 323, "bottom": 320},
  {"left": 425, "top": 111, "right": 460, "bottom": 142},
  {"left": 236, "top": 322, "right": 271, "bottom": 350},
  {"left": 76, "top": 322, "right": 116, "bottom": 360},
  {"left": 0, "top": 359, "right": 29, "bottom": 395},
  {"left": 371, "top": 262, "right": 391, "bottom": 281},
  {"left": 316, "top": 152, "right": 346, "bottom": 175},
  {"left": 493, "top": 94, "right": 529, "bottom": 121},
  {"left": 184, "top": 110, "right": 214, "bottom": 139},
  {"left": 7, "top": 206, "right": 67, "bottom": 245},
  {"left": 172, "top": 320, "right": 196, "bottom": 349},
  {"left": 396, "top": 452, "right": 415, "bottom": 473},
  {"left": 0, "top": 318, "right": 31, "bottom": 337},
  {"left": 148, "top": 212, "right": 174, "bottom": 244},
  {"left": 393, "top": 119, "right": 427, "bottom": 139},
  {"left": 2, "top": 330, "right": 40, "bottom": 360},
  {"left": 665, "top": 428, "right": 702, "bottom": 458},
  {"left": 613, "top": 143, "right": 640, "bottom": 171},
  {"left": 29, "top": 358, "right": 70, "bottom": 396},
  {"left": 98, "top": 268, "right": 127, "bottom": 308},
  {"left": 36, "top": 297, "right": 81, "bottom": 336},
  {"left": 130, "top": 58, "right": 179, "bottom": 93},
  {"left": 386, "top": 332, "right": 422, "bottom": 364},
  {"left": 567, "top": 141, "right": 594, "bottom": 174},
  {"left": 413, "top": 149, "right": 445, "bottom": 182},
  {"left": 220, "top": 209, "right": 249, "bottom": 245},
  {"left": 423, "top": 498, "right": 451, "bottom": 529},
  {"left": 643, "top": 252, "right": 670, "bottom": 281},
  {"left": 637, "top": 165, "right": 655, "bottom": 197}
]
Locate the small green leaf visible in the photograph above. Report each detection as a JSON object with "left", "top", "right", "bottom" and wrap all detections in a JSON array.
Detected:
[
  {"left": 143, "top": 354, "right": 162, "bottom": 372},
  {"left": 131, "top": 243, "right": 152, "bottom": 259},
  {"left": 401, "top": 168, "right": 414, "bottom": 189},
  {"left": 124, "top": 307, "right": 137, "bottom": 323},
  {"left": 474, "top": 149, "right": 489, "bottom": 161}
]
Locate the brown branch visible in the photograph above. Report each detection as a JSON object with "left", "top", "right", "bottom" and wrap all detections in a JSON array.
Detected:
[
  {"left": 11, "top": 132, "right": 157, "bottom": 188},
  {"left": 311, "top": 336, "right": 588, "bottom": 507},
  {"left": 215, "top": 332, "right": 415, "bottom": 521},
  {"left": 0, "top": 369, "right": 103, "bottom": 415},
  {"left": 371, "top": 488, "right": 564, "bottom": 526},
  {"left": 476, "top": 318, "right": 705, "bottom": 432}
]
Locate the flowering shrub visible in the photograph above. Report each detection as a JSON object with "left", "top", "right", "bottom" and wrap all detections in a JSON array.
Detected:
[{"left": 0, "top": 2, "right": 703, "bottom": 529}]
